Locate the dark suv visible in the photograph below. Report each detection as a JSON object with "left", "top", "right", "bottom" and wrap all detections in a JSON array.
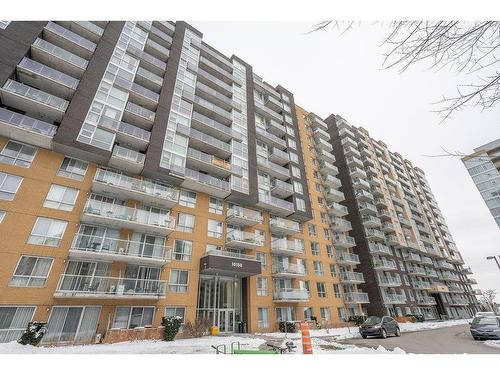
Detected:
[{"left": 359, "top": 316, "right": 400, "bottom": 339}]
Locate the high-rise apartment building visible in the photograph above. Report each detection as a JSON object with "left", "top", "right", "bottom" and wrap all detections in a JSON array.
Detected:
[
  {"left": 462, "top": 138, "right": 500, "bottom": 228},
  {"left": 325, "top": 115, "right": 480, "bottom": 320},
  {"left": 0, "top": 21, "right": 479, "bottom": 346}
]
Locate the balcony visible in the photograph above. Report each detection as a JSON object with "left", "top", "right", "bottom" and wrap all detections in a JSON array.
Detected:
[
  {"left": 193, "top": 94, "right": 233, "bottom": 125},
  {"left": 330, "top": 218, "right": 352, "bottom": 232},
  {"left": 371, "top": 187, "right": 385, "bottom": 198},
  {"left": 374, "top": 197, "right": 388, "bottom": 208},
  {"left": 334, "top": 234, "right": 356, "bottom": 248},
  {"left": 426, "top": 269, "right": 439, "bottom": 278},
  {"left": 271, "top": 179, "right": 294, "bottom": 199},
  {"left": 346, "top": 155, "right": 363, "bottom": 168},
  {"left": 191, "top": 111, "right": 234, "bottom": 142},
  {"left": 386, "top": 234, "right": 404, "bottom": 247},
  {"left": 440, "top": 272, "right": 460, "bottom": 282},
  {"left": 378, "top": 275, "right": 402, "bottom": 287},
  {"left": 16, "top": 57, "right": 79, "bottom": 100},
  {"left": 373, "top": 258, "right": 397, "bottom": 271},
  {"left": 416, "top": 296, "right": 437, "bottom": 305},
  {"left": 336, "top": 251, "right": 360, "bottom": 266},
  {"left": 381, "top": 222, "right": 396, "bottom": 233},
  {"left": 344, "top": 145, "right": 361, "bottom": 158},
  {"left": 407, "top": 266, "right": 427, "bottom": 277},
  {"left": 340, "top": 271, "right": 365, "bottom": 284},
  {"left": 54, "top": 275, "right": 166, "bottom": 299},
  {"left": 315, "top": 137, "right": 333, "bottom": 153},
  {"left": 256, "top": 194, "right": 294, "bottom": 216},
  {"left": 98, "top": 117, "right": 150, "bottom": 152},
  {"left": 449, "top": 252, "right": 465, "bottom": 265},
  {"left": 322, "top": 174, "right": 342, "bottom": 188},
  {"left": 326, "top": 188, "right": 345, "bottom": 203},
  {"left": 129, "top": 82, "right": 160, "bottom": 111},
  {"left": 0, "top": 107, "right": 57, "bottom": 149},
  {"left": 56, "top": 21, "right": 104, "bottom": 43},
  {"left": 327, "top": 202, "right": 349, "bottom": 217},
  {"left": 377, "top": 209, "right": 392, "bottom": 220},
  {"left": 405, "top": 239, "right": 421, "bottom": 251},
  {"left": 307, "top": 113, "right": 328, "bottom": 131},
  {"left": 226, "top": 229, "right": 263, "bottom": 249},
  {"left": 226, "top": 206, "right": 263, "bottom": 226},
  {"left": 200, "top": 251, "right": 262, "bottom": 277},
  {"left": 272, "top": 263, "right": 306, "bottom": 278},
  {"left": 461, "top": 267, "right": 473, "bottom": 275},
  {"left": 81, "top": 198, "right": 175, "bottom": 236},
  {"left": 467, "top": 278, "right": 478, "bottom": 285},
  {"left": 338, "top": 125, "right": 355, "bottom": 139},
  {"left": 412, "top": 281, "right": 431, "bottom": 290},
  {"left": 405, "top": 252, "right": 422, "bottom": 263},
  {"left": 92, "top": 168, "right": 179, "bottom": 208},
  {"left": 109, "top": 145, "right": 145, "bottom": 174},
  {"left": 320, "top": 161, "right": 339, "bottom": 176},
  {"left": 273, "top": 289, "right": 310, "bottom": 302},
  {"left": 369, "top": 242, "right": 392, "bottom": 256},
  {"left": 197, "top": 68, "right": 232, "bottom": 97},
  {"left": 198, "top": 55, "right": 233, "bottom": 86},
  {"left": 254, "top": 100, "right": 283, "bottom": 125},
  {"left": 257, "top": 156, "right": 290, "bottom": 180},
  {"left": 383, "top": 294, "right": 407, "bottom": 305},
  {"left": 186, "top": 148, "right": 231, "bottom": 178},
  {"left": 144, "top": 38, "right": 170, "bottom": 61},
  {"left": 135, "top": 67, "right": 163, "bottom": 93},
  {"left": 317, "top": 149, "right": 336, "bottom": 163},
  {"left": 420, "top": 256, "right": 433, "bottom": 266},
  {"left": 313, "top": 127, "right": 330, "bottom": 141},
  {"left": 271, "top": 239, "right": 304, "bottom": 256},
  {"left": 341, "top": 136, "right": 357, "bottom": 149},
  {"left": 365, "top": 228, "right": 385, "bottom": 241},
  {"left": 123, "top": 101, "right": 155, "bottom": 130},
  {"left": 268, "top": 148, "right": 289, "bottom": 165},
  {"left": 449, "top": 297, "right": 469, "bottom": 306},
  {"left": 270, "top": 217, "right": 301, "bottom": 235},
  {"left": 189, "top": 128, "right": 232, "bottom": 159},
  {"left": 68, "top": 233, "right": 171, "bottom": 266},
  {"left": 264, "top": 94, "right": 283, "bottom": 113},
  {"left": 437, "top": 260, "right": 454, "bottom": 271},
  {"left": 0, "top": 79, "right": 68, "bottom": 123},
  {"left": 255, "top": 126, "right": 287, "bottom": 150},
  {"left": 43, "top": 22, "right": 96, "bottom": 59},
  {"left": 358, "top": 202, "right": 377, "bottom": 215},
  {"left": 344, "top": 292, "right": 370, "bottom": 304},
  {"left": 355, "top": 190, "right": 374, "bottom": 202},
  {"left": 182, "top": 167, "right": 230, "bottom": 199},
  {"left": 352, "top": 177, "right": 370, "bottom": 190},
  {"left": 31, "top": 38, "right": 88, "bottom": 79},
  {"left": 362, "top": 215, "right": 382, "bottom": 228}
]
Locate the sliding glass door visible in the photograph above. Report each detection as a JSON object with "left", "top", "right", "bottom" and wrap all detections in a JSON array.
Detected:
[{"left": 43, "top": 306, "right": 101, "bottom": 345}]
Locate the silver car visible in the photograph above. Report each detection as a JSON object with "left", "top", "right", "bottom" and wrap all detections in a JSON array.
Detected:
[{"left": 469, "top": 316, "right": 500, "bottom": 340}]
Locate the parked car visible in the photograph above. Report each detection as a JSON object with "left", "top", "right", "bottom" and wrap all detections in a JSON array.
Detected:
[
  {"left": 359, "top": 316, "right": 400, "bottom": 339},
  {"left": 474, "top": 311, "right": 496, "bottom": 318},
  {"left": 469, "top": 316, "right": 500, "bottom": 340}
]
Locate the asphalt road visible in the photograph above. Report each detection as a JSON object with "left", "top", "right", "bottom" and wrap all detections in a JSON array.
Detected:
[{"left": 340, "top": 324, "right": 500, "bottom": 354}]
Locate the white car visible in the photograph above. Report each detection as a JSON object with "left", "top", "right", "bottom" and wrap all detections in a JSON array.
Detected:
[{"left": 475, "top": 312, "right": 496, "bottom": 317}]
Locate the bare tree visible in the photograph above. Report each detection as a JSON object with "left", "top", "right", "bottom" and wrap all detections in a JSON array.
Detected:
[
  {"left": 480, "top": 289, "right": 497, "bottom": 311},
  {"left": 312, "top": 21, "right": 500, "bottom": 121}
]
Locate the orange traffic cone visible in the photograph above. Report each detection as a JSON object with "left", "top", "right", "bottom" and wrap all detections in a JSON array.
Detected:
[{"left": 300, "top": 321, "right": 313, "bottom": 354}]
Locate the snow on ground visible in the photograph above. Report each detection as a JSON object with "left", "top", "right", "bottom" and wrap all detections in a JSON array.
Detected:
[
  {"left": 0, "top": 319, "right": 468, "bottom": 354},
  {"left": 484, "top": 340, "right": 500, "bottom": 350}
]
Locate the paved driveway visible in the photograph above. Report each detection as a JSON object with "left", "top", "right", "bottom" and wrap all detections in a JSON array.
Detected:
[{"left": 339, "top": 324, "right": 500, "bottom": 354}]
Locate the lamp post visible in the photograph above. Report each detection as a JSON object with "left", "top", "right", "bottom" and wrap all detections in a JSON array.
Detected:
[{"left": 486, "top": 256, "right": 500, "bottom": 271}]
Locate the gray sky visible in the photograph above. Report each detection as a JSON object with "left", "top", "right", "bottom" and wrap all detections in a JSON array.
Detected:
[{"left": 193, "top": 21, "right": 500, "bottom": 301}]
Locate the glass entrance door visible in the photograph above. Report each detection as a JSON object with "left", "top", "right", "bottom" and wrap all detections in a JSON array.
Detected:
[{"left": 218, "top": 309, "right": 235, "bottom": 333}]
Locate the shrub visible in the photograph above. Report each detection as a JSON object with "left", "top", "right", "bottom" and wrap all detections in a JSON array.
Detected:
[
  {"left": 278, "top": 321, "right": 296, "bottom": 333},
  {"left": 161, "top": 316, "right": 183, "bottom": 341},
  {"left": 347, "top": 315, "right": 366, "bottom": 326},
  {"left": 18, "top": 321, "right": 47, "bottom": 346},
  {"left": 405, "top": 314, "right": 424, "bottom": 323},
  {"left": 184, "top": 317, "right": 211, "bottom": 338}
]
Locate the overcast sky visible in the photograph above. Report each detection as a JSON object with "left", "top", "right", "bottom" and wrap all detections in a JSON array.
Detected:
[{"left": 194, "top": 21, "right": 500, "bottom": 301}]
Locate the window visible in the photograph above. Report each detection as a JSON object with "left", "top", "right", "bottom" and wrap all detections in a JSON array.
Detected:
[
  {"left": 0, "top": 210, "right": 5, "bottom": 223},
  {"left": 299, "top": 280, "right": 310, "bottom": 293},
  {"left": 255, "top": 229, "right": 265, "bottom": 245},
  {"left": 298, "top": 258, "right": 308, "bottom": 274},
  {"left": 310, "top": 241, "right": 320, "bottom": 256},
  {"left": 28, "top": 217, "right": 68, "bottom": 247},
  {"left": 296, "top": 198, "right": 306, "bottom": 212},
  {"left": 317, "top": 282, "right": 326, "bottom": 298},
  {"left": 257, "top": 308, "right": 269, "bottom": 328},
  {"left": 208, "top": 219, "right": 223, "bottom": 238},
  {"left": 288, "top": 139, "right": 297, "bottom": 150},
  {"left": 209, "top": 197, "right": 223, "bottom": 214},
  {"left": 315, "top": 183, "right": 322, "bottom": 192},
  {"left": 165, "top": 307, "right": 186, "bottom": 324},
  {"left": 293, "top": 181, "right": 303, "bottom": 194},
  {"left": 320, "top": 212, "right": 329, "bottom": 224},
  {"left": 0, "top": 172, "right": 22, "bottom": 201},
  {"left": 43, "top": 184, "right": 79, "bottom": 211},
  {"left": 276, "top": 307, "right": 295, "bottom": 322},
  {"left": 9, "top": 256, "right": 53, "bottom": 287},
  {"left": 291, "top": 165, "right": 301, "bottom": 178},
  {"left": 313, "top": 171, "right": 319, "bottom": 179},
  {"left": 320, "top": 308, "right": 330, "bottom": 322},
  {"left": 256, "top": 252, "right": 267, "bottom": 269},
  {"left": 0, "top": 306, "right": 35, "bottom": 343},
  {"left": 337, "top": 307, "right": 346, "bottom": 321},
  {"left": 179, "top": 189, "right": 196, "bottom": 208},
  {"left": 326, "top": 245, "right": 334, "bottom": 258},
  {"left": 0, "top": 141, "right": 37, "bottom": 167},
  {"left": 290, "top": 152, "right": 299, "bottom": 164},
  {"left": 173, "top": 240, "right": 193, "bottom": 261},
  {"left": 333, "top": 284, "right": 341, "bottom": 298},
  {"left": 113, "top": 306, "right": 154, "bottom": 329},
  {"left": 169, "top": 269, "right": 189, "bottom": 293},
  {"left": 323, "top": 228, "right": 330, "bottom": 240},
  {"left": 308, "top": 224, "right": 317, "bottom": 237},
  {"left": 303, "top": 307, "right": 313, "bottom": 320},
  {"left": 313, "top": 261, "right": 323, "bottom": 276},
  {"left": 286, "top": 126, "right": 294, "bottom": 136},
  {"left": 330, "top": 264, "right": 337, "bottom": 277},
  {"left": 57, "top": 157, "right": 88, "bottom": 181},
  {"left": 176, "top": 212, "right": 195, "bottom": 233},
  {"left": 256, "top": 277, "right": 268, "bottom": 296}
]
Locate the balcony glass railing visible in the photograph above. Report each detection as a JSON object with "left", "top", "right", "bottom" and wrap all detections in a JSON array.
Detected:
[
  {"left": 125, "top": 101, "right": 156, "bottom": 123},
  {"left": 0, "top": 107, "right": 57, "bottom": 137},
  {"left": 184, "top": 167, "right": 230, "bottom": 191},
  {"left": 71, "top": 233, "right": 170, "bottom": 261},
  {"left": 32, "top": 38, "right": 88, "bottom": 70},
  {"left": 191, "top": 111, "right": 234, "bottom": 139},
  {"left": 84, "top": 199, "right": 174, "bottom": 230},
  {"left": 383, "top": 294, "right": 407, "bottom": 304},
  {"left": 127, "top": 45, "right": 166, "bottom": 71},
  {"left": 45, "top": 22, "right": 96, "bottom": 52},
  {"left": 255, "top": 126, "right": 287, "bottom": 148},
  {"left": 373, "top": 258, "right": 397, "bottom": 269},
  {"left": 18, "top": 57, "right": 79, "bottom": 89},
  {"left": 369, "top": 242, "right": 392, "bottom": 255},
  {"left": 194, "top": 95, "right": 232, "bottom": 120},
  {"left": 2, "top": 79, "right": 69, "bottom": 111},
  {"left": 187, "top": 147, "right": 230, "bottom": 171},
  {"left": 136, "top": 66, "right": 163, "bottom": 87},
  {"left": 259, "top": 194, "right": 294, "bottom": 211},
  {"left": 327, "top": 202, "right": 349, "bottom": 215},
  {"left": 226, "top": 229, "right": 263, "bottom": 246},
  {"left": 336, "top": 252, "right": 360, "bottom": 264},
  {"left": 344, "top": 292, "right": 370, "bottom": 304},
  {"left": 94, "top": 168, "right": 178, "bottom": 202},
  {"left": 55, "top": 275, "right": 167, "bottom": 297},
  {"left": 197, "top": 68, "right": 233, "bottom": 93},
  {"left": 272, "top": 263, "right": 306, "bottom": 275},
  {"left": 130, "top": 82, "right": 160, "bottom": 103},
  {"left": 271, "top": 239, "right": 304, "bottom": 254},
  {"left": 274, "top": 289, "right": 310, "bottom": 301},
  {"left": 205, "top": 249, "right": 257, "bottom": 260},
  {"left": 257, "top": 156, "right": 290, "bottom": 177},
  {"left": 378, "top": 275, "right": 402, "bottom": 286},
  {"left": 340, "top": 271, "right": 365, "bottom": 283},
  {"left": 190, "top": 128, "right": 231, "bottom": 153},
  {"left": 112, "top": 145, "right": 145, "bottom": 165},
  {"left": 269, "top": 217, "right": 301, "bottom": 232},
  {"left": 227, "top": 206, "right": 263, "bottom": 224}
]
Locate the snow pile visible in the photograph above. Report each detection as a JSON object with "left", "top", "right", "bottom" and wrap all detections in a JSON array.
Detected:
[{"left": 484, "top": 340, "right": 500, "bottom": 349}]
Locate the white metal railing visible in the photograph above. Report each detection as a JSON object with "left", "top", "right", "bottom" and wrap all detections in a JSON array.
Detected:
[
  {"left": 344, "top": 292, "right": 370, "bottom": 304},
  {"left": 205, "top": 249, "right": 257, "bottom": 260},
  {"left": 272, "top": 263, "right": 306, "bottom": 275},
  {"left": 271, "top": 239, "right": 304, "bottom": 254},
  {"left": 226, "top": 229, "right": 263, "bottom": 246},
  {"left": 227, "top": 207, "right": 262, "bottom": 223},
  {"left": 269, "top": 217, "right": 300, "bottom": 232},
  {"left": 274, "top": 288, "right": 310, "bottom": 301}
]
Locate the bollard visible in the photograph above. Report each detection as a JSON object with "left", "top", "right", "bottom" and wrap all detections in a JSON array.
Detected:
[{"left": 299, "top": 321, "right": 313, "bottom": 354}]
